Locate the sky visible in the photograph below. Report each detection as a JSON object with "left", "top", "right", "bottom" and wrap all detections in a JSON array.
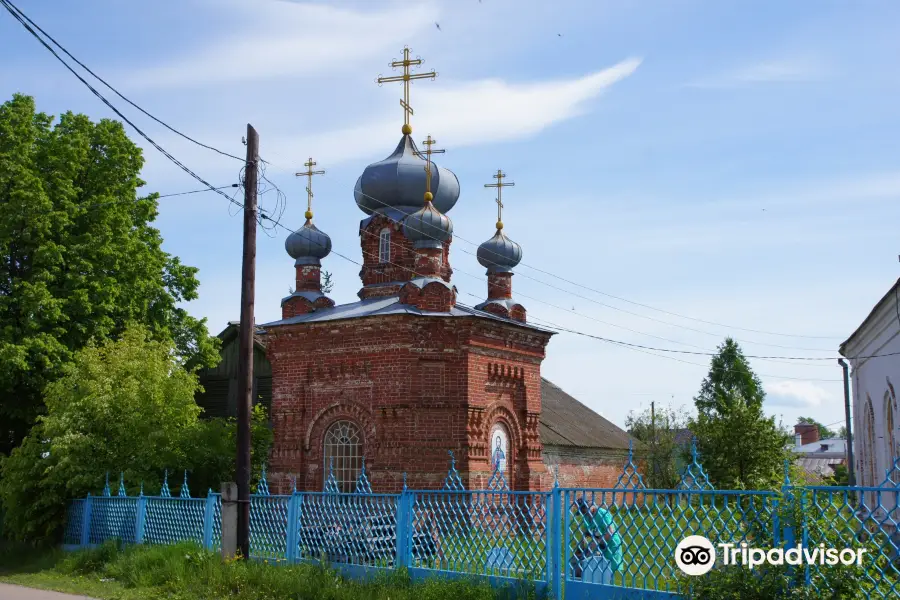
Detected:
[{"left": 3, "top": 0, "right": 900, "bottom": 436}]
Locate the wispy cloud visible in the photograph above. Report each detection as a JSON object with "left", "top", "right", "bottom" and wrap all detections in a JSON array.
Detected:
[
  {"left": 260, "top": 58, "right": 642, "bottom": 166},
  {"left": 687, "top": 58, "right": 829, "bottom": 89},
  {"left": 124, "top": 1, "right": 439, "bottom": 89},
  {"left": 765, "top": 380, "right": 834, "bottom": 408}
]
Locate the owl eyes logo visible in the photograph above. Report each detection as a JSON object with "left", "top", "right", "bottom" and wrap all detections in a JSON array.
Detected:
[{"left": 675, "top": 536, "right": 716, "bottom": 576}]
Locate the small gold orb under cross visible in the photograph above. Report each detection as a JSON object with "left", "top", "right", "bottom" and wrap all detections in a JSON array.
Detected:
[
  {"left": 376, "top": 46, "right": 437, "bottom": 135},
  {"left": 294, "top": 157, "right": 325, "bottom": 220},
  {"left": 484, "top": 169, "right": 514, "bottom": 229}
]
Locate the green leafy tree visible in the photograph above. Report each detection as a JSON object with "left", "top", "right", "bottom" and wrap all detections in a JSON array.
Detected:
[
  {"left": 837, "top": 425, "right": 848, "bottom": 440},
  {"left": 626, "top": 404, "right": 690, "bottom": 489},
  {"left": 689, "top": 338, "right": 791, "bottom": 490},
  {"left": 797, "top": 416, "right": 837, "bottom": 440},
  {"left": 0, "top": 94, "right": 219, "bottom": 455},
  {"left": 0, "top": 326, "right": 271, "bottom": 543}
]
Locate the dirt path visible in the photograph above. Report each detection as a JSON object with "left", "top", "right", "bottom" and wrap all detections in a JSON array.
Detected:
[{"left": 0, "top": 583, "right": 97, "bottom": 600}]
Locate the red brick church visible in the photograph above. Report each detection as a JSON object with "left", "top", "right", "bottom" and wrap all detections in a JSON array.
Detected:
[{"left": 195, "top": 66, "right": 633, "bottom": 494}]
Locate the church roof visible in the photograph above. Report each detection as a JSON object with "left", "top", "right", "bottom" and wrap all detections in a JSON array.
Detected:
[
  {"left": 261, "top": 294, "right": 555, "bottom": 334},
  {"left": 539, "top": 379, "right": 632, "bottom": 450}
]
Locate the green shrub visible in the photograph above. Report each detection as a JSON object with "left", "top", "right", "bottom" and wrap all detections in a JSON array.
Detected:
[{"left": 47, "top": 542, "right": 543, "bottom": 600}]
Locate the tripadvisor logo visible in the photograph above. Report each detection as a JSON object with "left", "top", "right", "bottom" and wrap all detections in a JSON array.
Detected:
[{"left": 675, "top": 536, "right": 868, "bottom": 576}]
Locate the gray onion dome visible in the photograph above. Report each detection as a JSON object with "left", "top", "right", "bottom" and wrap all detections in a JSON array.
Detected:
[
  {"left": 354, "top": 135, "right": 460, "bottom": 215},
  {"left": 285, "top": 220, "right": 332, "bottom": 266},
  {"left": 403, "top": 202, "right": 453, "bottom": 249},
  {"left": 477, "top": 229, "right": 522, "bottom": 273}
]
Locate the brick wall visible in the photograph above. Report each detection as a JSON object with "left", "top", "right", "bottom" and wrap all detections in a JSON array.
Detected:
[
  {"left": 543, "top": 446, "right": 630, "bottom": 490},
  {"left": 265, "top": 313, "right": 553, "bottom": 494}
]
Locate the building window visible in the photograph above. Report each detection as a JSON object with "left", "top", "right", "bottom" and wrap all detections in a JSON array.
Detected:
[
  {"left": 323, "top": 420, "right": 363, "bottom": 493},
  {"left": 378, "top": 228, "right": 391, "bottom": 263},
  {"left": 886, "top": 385, "right": 898, "bottom": 482},
  {"left": 865, "top": 396, "right": 876, "bottom": 487}
]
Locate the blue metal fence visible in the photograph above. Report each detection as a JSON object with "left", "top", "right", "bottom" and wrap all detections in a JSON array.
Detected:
[{"left": 63, "top": 447, "right": 900, "bottom": 599}]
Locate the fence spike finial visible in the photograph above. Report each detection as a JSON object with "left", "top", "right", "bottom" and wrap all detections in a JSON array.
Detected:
[
  {"left": 677, "top": 437, "right": 713, "bottom": 491},
  {"left": 118, "top": 472, "right": 127, "bottom": 496},
  {"left": 102, "top": 471, "right": 111, "bottom": 496},
  {"left": 783, "top": 458, "right": 792, "bottom": 488},
  {"left": 552, "top": 464, "right": 560, "bottom": 489},
  {"left": 402, "top": 472, "right": 408, "bottom": 492},
  {"left": 324, "top": 457, "right": 339, "bottom": 494},
  {"left": 290, "top": 475, "right": 297, "bottom": 494},
  {"left": 139, "top": 481, "right": 144, "bottom": 497},
  {"left": 355, "top": 456, "right": 372, "bottom": 494},
  {"left": 443, "top": 450, "right": 465, "bottom": 491},
  {"left": 161, "top": 469, "right": 171, "bottom": 497},
  {"left": 613, "top": 438, "right": 646, "bottom": 491},
  {"left": 257, "top": 464, "right": 270, "bottom": 496},
  {"left": 179, "top": 470, "right": 191, "bottom": 498}
]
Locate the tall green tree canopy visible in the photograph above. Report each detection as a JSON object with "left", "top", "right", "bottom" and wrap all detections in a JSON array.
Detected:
[
  {"left": 626, "top": 404, "right": 690, "bottom": 490},
  {"left": 0, "top": 94, "right": 218, "bottom": 454},
  {"left": 690, "top": 338, "right": 791, "bottom": 490}
]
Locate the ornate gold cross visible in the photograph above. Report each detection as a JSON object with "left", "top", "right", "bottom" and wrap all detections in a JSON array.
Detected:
[
  {"left": 413, "top": 135, "right": 445, "bottom": 202},
  {"left": 376, "top": 46, "right": 437, "bottom": 135},
  {"left": 484, "top": 169, "right": 514, "bottom": 229},
  {"left": 294, "top": 157, "right": 325, "bottom": 220}
]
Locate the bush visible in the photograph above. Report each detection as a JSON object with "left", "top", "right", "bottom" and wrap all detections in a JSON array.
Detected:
[
  {"left": 0, "top": 326, "right": 272, "bottom": 543},
  {"left": 49, "top": 542, "right": 541, "bottom": 600}
]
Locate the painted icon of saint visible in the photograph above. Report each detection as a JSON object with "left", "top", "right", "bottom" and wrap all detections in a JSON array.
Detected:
[{"left": 492, "top": 435, "right": 505, "bottom": 470}]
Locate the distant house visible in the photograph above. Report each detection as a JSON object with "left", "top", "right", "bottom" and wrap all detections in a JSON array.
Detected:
[
  {"left": 194, "top": 322, "right": 272, "bottom": 418},
  {"left": 839, "top": 278, "right": 900, "bottom": 488},
  {"left": 791, "top": 422, "right": 847, "bottom": 484}
]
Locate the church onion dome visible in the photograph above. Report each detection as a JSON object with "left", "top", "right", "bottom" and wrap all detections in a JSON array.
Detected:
[
  {"left": 285, "top": 219, "right": 332, "bottom": 266},
  {"left": 477, "top": 229, "right": 522, "bottom": 273},
  {"left": 403, "top": 201, "right": 453, "bottom": 249},
  {"left": 354, "top": 135, "right": 460, "bottom": 215}
]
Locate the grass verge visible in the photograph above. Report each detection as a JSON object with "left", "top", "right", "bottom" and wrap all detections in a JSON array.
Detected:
[{"left": 0, "top": 541, "right": 543, "bottom": 600}]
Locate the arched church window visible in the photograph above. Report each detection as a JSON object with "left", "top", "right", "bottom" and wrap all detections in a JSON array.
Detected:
[
  {"left": 886, "top": 381, "right": 898, "bottom": 483},
  {"left": 378, "top": 228, "right": 391, "bottom": 263},
  {"left": 490, "top": 422, "right": 510, "bottom": 480},
  {"left": 865, "top": 396, "right": 876, "bottom": 487},
  {"left": 323, "top": 420, "right": 363, "bottom": 493}
]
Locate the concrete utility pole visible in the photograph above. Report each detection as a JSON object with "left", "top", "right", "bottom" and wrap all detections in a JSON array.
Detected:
[
  {"left": 236, "top": 124, "right": 258, "bottom": 560},
  {"left": 838, "top": 358, "right": 855, "bottom": 487}
]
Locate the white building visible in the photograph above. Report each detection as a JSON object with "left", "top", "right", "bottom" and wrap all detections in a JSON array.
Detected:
[{"left": 840, "top": 278, "right": 900, "bottom": 489}]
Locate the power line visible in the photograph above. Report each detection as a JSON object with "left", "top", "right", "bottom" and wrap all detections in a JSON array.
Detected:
[
  {"left": 7, "top": 0, "right": 839, "bottom": 344},
  {"left": 0, "top": 0, "right": 854, "bottom": 364},
  {"left": 1, "top": 0, "right": 244, "bottom": 163},
  {"left": 158, "top": 184, "right": 239, "bottom": 199},
  {"left": 519, "top": 311, "right": 844, "bottom": 383},
  {"left": 343, "top": 185, "right": 836, "bottom": 353},
  {"left": 0, "top": 0, "right": 243, "bottom": 211}
]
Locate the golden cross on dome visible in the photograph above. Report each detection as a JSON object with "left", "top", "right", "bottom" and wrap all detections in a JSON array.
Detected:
[
  {"left": 412, "top": 135, "right": 445, "bottom": 202},
  {"left": 376, "top": 46, "right": 437, "bottom": 135},
  {"left": 484, "top": 169, "right": 514, "bottom": 230},
  {"left": 294, "top": 157, "right": 325, "bottom": 220}
]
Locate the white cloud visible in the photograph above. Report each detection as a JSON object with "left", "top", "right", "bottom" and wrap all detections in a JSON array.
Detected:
[
  {"left": 687, "top": 58, "right": 829, "bottom": 89},
  {"left": 260, "top": 58, "right": 642, "bottom": 167},
  {"left": 124, "top": 1, "right": 439, "bottom": 89},
  {"left": 765, "top": 380, "right": 834, "bottom": 408}
]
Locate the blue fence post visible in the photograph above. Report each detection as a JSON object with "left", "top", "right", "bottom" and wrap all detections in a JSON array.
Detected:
[
  {"left": 202, "top": 491, "right": 216, "bottom": 550},
  {"left": 80, "top": 494, "right": 93, "bottom": 547},
  {"left": 135, "top": 493, "right": 148, "bottom": 545},
  {"left": 285, "top": 492, "right": 300, "bottom": 564},
  {"left": 549, "top": 488, "right": 562, "bottom": 600},
  {"left": 396, "top": 489, "right": 410, "bottom": 569}
]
